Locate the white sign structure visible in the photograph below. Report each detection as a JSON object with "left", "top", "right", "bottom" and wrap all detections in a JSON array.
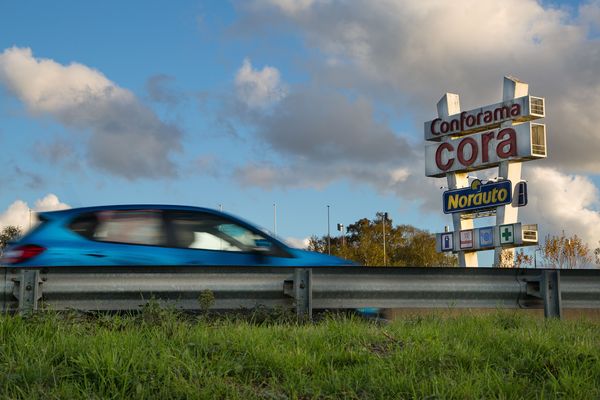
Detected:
[
  {"left": 425, "top": 122, "right": 546, "bottom": 177},
  {"left": 426, "top": 76, "right": 546, "bottom": 267}
]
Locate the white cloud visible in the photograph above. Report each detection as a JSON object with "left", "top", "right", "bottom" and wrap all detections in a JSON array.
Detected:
[
  {"left": 241, "top": 0, "right": 600, "bottom": 173},
  {"left": 235, "top": 58, "right": 287, "bottom": 109},
  {"left": 34, "top": 194, "right": 70, "bottom": 212},
  {"left": 0, "top": 201, "right": 30, "bottom": 230},
  {"left": 388, "top": 168, "right": 410, "bottom": 185},
  {"left": 0, "top": 194, "right": 71, "bottom": 232},
  {"left": 0, "top": 47, "right": 130, "bottom": 114},
  {"left": 0, "top": 47, "right": 181, "bottom": 179},
  {"left": 522, "top": 166, "right": 600, "bottom": 247},
  {"left": 285, "top": 236, "right": 310, "bottom": 249},
  {"left": 579, "top": 1, "right": 600, "bottom": 33},
  {"left": 255, "top": 0, "right": 319, "bottom": 16}
]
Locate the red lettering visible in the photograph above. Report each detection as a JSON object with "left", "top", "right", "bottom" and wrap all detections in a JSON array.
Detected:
[
  {"left": 494, "top": 106, "right": 511, "bottom": 121},
  {"left": 510, "top": 103, "right": 521, "bottom": 117},
  {"left": 457, "top": 137, "right": 478, "bottom": 166},
  {"left": 496, "top": 128, "right": 517, "bottom": 158},
  {"left": 481, "top": 131, "right": 494, "bottom": 163},
  {"left": 460, "top": 112, "right": 467, "bottom": 132},
  {"left": 430, "top": 118, "right": 441, "bottom": 135},
  {"left": 435, "top": 142, "right": 454, "bottom": 171},
  {"left": 440, "top": 121, "right": 450, "bottom": 133},
  {"left": 429, "top": 101, "right": 526, "bottom": 140},
  {"left": 465, "top": 115, "right": 476, "bottom": 127},
  {"left": 449, "top": 119, "right": 459, "bottom": 132},
  {"left": 483, "top": 111, "right": 493, "bottom": 123},
  {"left": 476, "top": 111, "right": 483, "bottom": 126}
]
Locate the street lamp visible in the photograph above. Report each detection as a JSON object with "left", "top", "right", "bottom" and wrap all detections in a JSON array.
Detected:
[
  {"left": 273, "top": 203, "right": 277, "bottom": 235},
  {"left": 382, "top": 212, "right": 388, "bottom": 266},
  {"left": 337, "top": 223, "right": 345, "bottom": 247},
  {"left": 327, "top": 205, "right": 331, "bottom": 255}
]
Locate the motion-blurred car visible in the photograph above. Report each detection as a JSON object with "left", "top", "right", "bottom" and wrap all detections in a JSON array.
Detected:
[{"left": 1, "top": 205, "right": 353, "bottom": 267}]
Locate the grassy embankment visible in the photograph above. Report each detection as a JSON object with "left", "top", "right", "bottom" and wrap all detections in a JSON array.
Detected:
[{"left": 0, "top": 307, "right": 599, "bottom": 399}]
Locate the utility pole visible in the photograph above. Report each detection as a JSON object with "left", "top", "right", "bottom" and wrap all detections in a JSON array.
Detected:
[
  {"left": 382, "top": 212, "right": 388, "bottom": 266},
  {"left": 327, "top": 205, "right": 331, "bottom": 255},
  {"left": 273, "top": 203, "right": 277, "bottom": 235}
]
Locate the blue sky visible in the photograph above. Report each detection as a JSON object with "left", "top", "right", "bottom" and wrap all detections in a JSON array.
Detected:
[{"left": 1, "top": 0, "right": 599, "bottom": 262}]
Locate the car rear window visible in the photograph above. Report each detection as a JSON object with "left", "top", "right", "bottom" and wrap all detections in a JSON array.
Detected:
[
  {"left": 68, "top": 213, "right": 99, "bottom": 240},
  {"left": 69, "top": 210, "right": 166, "bottom": 246}
]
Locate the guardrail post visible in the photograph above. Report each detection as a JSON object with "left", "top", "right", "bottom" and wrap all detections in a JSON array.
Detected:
[
  {"left": 293, "top": 268, "right": 312, "bottom": 320},
  {"left": 15, "top": 270, "right": 41, "bottom": 315},
  {"left": 542, "top": 270, "right": 561, "bottom": 319}
]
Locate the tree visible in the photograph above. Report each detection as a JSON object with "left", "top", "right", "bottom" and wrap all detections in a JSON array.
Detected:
[
  {"left": 307, "top": 235, "right": 326, "bottom": 253},
  {"left": 0, "top": 226, "right": 22, "bottom": 255},
  {"left": 593, "top": 242, "right": 600, "bottom": 267},
  {"left": 310, "top": 213, "right": 457, "bottom": 267},
  {"left": 541, "top": 232, "right": 591, "bottom": 269},
  {"left": 513, "top": 249, "right": 533, "bottom": 268}
]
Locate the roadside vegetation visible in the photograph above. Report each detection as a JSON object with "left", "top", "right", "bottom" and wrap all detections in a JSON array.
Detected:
[
  {"left": 1, "top": 308, "right": 598, "bottom": 399},
  {"left": 307, "top": 215, "right": 600, "bottom": 268},
  {"left": 308, "top": 213, "right": 457, "bottom": 267}
]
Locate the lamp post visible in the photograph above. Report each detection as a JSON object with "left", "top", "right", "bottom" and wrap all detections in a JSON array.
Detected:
[
  {"left": 382, "top": 212, "right": 388, "bottom": 266},
  {"left": 273, "top": 203, "right": 277, "bottom": 235},
  {"left": 327, "top": 205, "right": 331, "bottom": 255}
]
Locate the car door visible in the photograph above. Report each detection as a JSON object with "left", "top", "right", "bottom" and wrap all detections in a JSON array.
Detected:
[{"left": 70, "top": 209, "right": 183, "bottom": 266}]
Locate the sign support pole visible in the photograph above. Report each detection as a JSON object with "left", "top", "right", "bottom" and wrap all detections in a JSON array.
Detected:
[
  {"left": 438, "top": 94, "right": 478, "bottom": 267},
  {"left": 493, "top": 77, "right": 527, "bottom": 267}
]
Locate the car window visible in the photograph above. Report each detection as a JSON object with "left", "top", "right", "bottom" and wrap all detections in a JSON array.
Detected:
[
  {"left": 69, "top": 213, "right": 99, "bottom": 239},
  {"left": 90, "top": 210, "right": 165, "bottom": 246},
  {"left": 167, "top": 212, "right": 272, "bottom": 253}
]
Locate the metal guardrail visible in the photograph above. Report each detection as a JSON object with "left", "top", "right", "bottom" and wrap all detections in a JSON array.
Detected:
[{"left": 2, "top": 266, "right": 600, "bottom": 319}]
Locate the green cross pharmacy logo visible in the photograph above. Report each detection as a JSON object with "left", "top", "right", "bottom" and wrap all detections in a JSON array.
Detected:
[{"left": 499, "top": 224, "right": 514, "bottom": 245}]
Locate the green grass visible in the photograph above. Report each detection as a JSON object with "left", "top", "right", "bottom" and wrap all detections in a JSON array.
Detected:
[{"left": 0, "top": 308, "right": 599, "bottom": 399}]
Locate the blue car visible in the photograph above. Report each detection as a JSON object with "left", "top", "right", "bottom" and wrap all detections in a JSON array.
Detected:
[{"left": 2, "top": 205, "right": 353, "bottom": 267}]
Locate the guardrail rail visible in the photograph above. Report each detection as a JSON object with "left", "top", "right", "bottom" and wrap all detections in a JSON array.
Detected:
[{"left": 2, "top": 266, "right": 599, "bottom": 319}]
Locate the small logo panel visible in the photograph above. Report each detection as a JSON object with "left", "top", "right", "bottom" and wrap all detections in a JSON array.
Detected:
[
  {"left": 460, "top": 230, "right": 474, "bottom": 249},
  {"left": 479, "top": 227, "right": 494, "bottom": 247},
  {"left": 441, "top": 232, "right": 454, "bottom": 251},
  {"left": 499, "top": 224, "right": 515, "bottom": 245}
]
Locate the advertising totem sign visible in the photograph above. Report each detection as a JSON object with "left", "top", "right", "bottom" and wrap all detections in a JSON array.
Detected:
[{"left": 426, "top": 77, "right": 546, "bottom": 267}]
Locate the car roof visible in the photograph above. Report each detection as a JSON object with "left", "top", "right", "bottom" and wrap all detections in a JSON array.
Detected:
[{"left": 40, "top": 204, "right": 222, "bottom": 217}]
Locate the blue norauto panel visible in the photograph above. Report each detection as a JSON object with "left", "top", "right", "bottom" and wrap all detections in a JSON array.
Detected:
[{"left": 443, "top": 180, "right": 512, "bottom": 214}]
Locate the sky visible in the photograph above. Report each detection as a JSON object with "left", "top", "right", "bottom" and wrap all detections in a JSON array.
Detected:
[{"left": 1, "top": 0, "right": 599, "bottom": 265}]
